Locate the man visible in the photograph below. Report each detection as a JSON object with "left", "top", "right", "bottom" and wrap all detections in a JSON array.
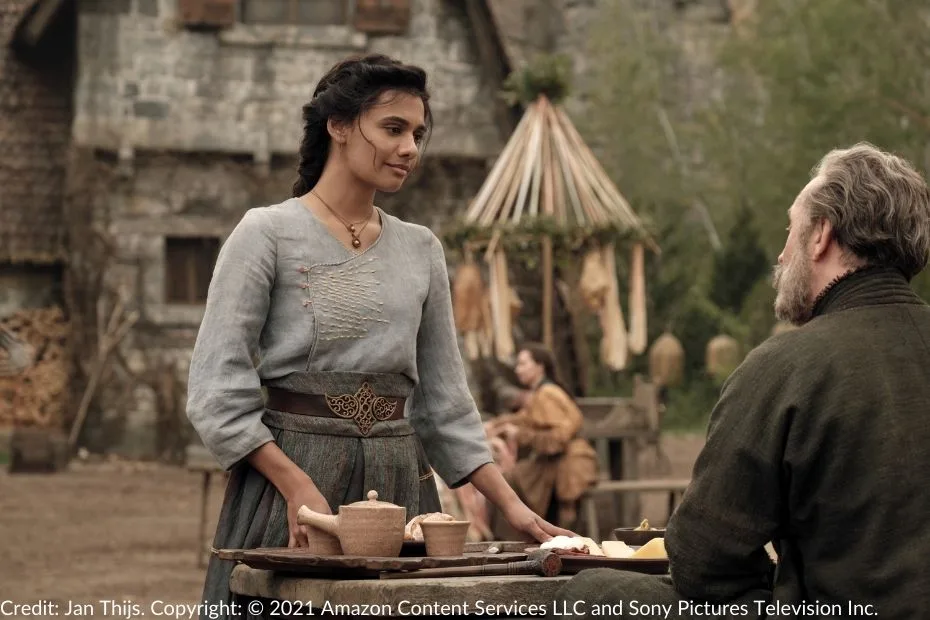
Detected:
[{"left": 550, "top": 143, "right": 930, "bottom": 619}]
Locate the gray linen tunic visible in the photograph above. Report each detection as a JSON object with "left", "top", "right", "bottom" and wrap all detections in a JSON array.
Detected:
[
  {"left": 187, "top": 197, "right": 493, "bottom": 484},
  {"left": 186, "top": 199, "right": 494, "bottom": 617}
]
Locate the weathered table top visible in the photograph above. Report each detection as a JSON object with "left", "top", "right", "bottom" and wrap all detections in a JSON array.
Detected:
[{"left": 230, "top": 565, "right": 571, "bottom": 616}]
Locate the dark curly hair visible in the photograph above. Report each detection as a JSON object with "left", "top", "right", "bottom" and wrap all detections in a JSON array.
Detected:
[{"left": 292, "top": 54, "right": 433, "bottom": 197}]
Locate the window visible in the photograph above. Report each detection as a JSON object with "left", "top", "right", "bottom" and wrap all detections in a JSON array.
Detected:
[
  {"left": 164, "top": 237, "right": 220, "bottom": 305},
  {"left": 240, "top": 0, "right": 347, "bottom": 26},
  {"left": 354, "top": 0, "right": 410, "bottom": 34}
]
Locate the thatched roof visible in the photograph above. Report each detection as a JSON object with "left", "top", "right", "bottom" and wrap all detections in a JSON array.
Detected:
[{"left": 463, "top": 95, "right": 652, "bottom": 243}]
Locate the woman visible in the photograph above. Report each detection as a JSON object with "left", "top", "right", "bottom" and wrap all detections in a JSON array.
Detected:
[
  {"left": 186, "top": 55, "right": 570, "bottom": 612},
  {"left": 487, "top": 343, "right": 598, "bottom": 531}
]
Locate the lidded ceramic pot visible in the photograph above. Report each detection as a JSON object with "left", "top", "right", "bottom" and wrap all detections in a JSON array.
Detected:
[{"left": 297, "top": 490, "right": 406, "bottom": 557}]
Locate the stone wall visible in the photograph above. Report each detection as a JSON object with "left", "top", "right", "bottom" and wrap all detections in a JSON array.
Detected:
[
  {"left": 551, "top": 0, "right": 731, "bottom": 119},
  {"left": 73, "top": 0, "right": 503, "bottom": 159},
  {"left": 0, "top": 266, "right": 62, "bottom": 319}
]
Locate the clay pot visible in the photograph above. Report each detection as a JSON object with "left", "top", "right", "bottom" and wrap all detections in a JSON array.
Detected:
[
  {"left": 421, "top": 520, "right": 471, "bottom": 557},
  {"left": 304, "top": 527, "right": 343, "bottom": 556},
  {"left": 297, "top": 490, "right": 406, "bottom": 557}
]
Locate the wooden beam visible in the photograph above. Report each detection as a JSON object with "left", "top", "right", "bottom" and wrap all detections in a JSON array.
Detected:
[
  {"left": 541, "top": 236, "right": 553, "bottom": 349},
  {"left": 14, "top": 0, "right": 66, "bottom": 49},
  {"left": 462, "top": 0, "right": 521, "bottom": 137}
]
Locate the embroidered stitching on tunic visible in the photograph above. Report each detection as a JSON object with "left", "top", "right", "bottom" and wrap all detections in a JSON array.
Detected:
[
  {"left": 303, "top": 258, "right": 389, "bottom": 340},
  {"left": 325, "top": 381, "right": 398, "bottom": 436}
]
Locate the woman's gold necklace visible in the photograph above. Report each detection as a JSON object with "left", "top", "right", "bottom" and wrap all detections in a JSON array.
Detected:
[{"left": 311, "top": 190, "right": 373, "bottom": 249}]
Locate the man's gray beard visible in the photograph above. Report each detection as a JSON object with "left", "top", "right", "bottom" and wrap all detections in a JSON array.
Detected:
[{"left": 773, "top": 258, "right": 813, "bottom": 326}]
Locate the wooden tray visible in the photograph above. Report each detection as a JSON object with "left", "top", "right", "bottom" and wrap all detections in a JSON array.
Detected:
[
  {"left": 559, "top": 555, "right": 669, "bottom": 575},
  {"left": 215, "top": 547, "right": 527, "bottom": 578},
  {"left": 464, "top": 540, "right": 536, "bottom": 554},
  {"left": 400, "top": 541, "right": 426, "bottom": 556}
]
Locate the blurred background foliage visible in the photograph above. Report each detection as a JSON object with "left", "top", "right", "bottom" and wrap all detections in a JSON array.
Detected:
[{"left": 570, "top": 0, "right": 930, "bottom": 430}]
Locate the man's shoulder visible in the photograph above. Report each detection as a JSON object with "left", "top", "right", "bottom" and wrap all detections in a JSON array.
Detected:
[
  {"left": 734, "top": 310, "right": 900, "bottom": 387},
  {"left": 740, "top": 328, "right": 811, "bottom": 369}
]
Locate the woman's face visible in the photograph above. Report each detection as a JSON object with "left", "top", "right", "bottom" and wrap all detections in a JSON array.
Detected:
[
  {"left": 514, "top": 350, "right": 544, "bottom": 388},
  {"left": 334, "top": 90, "right": 426, "bottom": 193}
]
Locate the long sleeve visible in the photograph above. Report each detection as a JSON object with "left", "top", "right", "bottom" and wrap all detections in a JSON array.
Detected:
[
  {"left": 666, "top": 344, "right": 785, "bottom": 601},
  {"left": 186, "top": 208, "right": 277, "bottom": 470},
  {"left": 408, "top": 234, "right": 493, "bottom": 488}
]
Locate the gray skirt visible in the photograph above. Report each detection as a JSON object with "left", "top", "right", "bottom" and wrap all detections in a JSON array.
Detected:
[{"left": 200, "top": 373, "right": 441, "bottom": 619}]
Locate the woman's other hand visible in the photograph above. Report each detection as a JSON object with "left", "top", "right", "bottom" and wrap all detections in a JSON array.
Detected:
[
  {"left": 286, "top": 480, "right": 332, "bottom": 548},
  {"left": 502, "top": 500, "right": 575, "bottom": 543},
  {"left": 246, "top": 442, "right": 333, "bottom": 548},
  {"left": 500, "top": 422, "right": 520, "bottom": 442}
]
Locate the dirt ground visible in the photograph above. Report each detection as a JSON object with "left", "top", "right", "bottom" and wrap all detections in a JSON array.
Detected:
[{"left": 0, "top": 433, "right": 704, "bottom": 619}]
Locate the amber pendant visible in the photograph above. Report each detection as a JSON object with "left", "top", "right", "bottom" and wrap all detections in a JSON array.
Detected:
[{"left": 352, "top": 237, "right": 361, "bottom": 248}]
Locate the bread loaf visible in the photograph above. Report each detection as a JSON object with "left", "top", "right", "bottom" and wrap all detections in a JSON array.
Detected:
[{"left": 404, "top": 512, "right": 455, "bottom": 542}]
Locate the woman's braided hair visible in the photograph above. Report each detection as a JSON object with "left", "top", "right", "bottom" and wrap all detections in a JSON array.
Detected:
[{"left": 292, "top": 54, "right": 432, "bottom": 197}]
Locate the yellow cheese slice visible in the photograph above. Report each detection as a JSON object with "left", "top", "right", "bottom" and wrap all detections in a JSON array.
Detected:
[
  {"left": 631, "top": 537, "right": 667, "bottom": 559},
  {"left": 601, "top": 540, "right": 635, "bottom": 559}
]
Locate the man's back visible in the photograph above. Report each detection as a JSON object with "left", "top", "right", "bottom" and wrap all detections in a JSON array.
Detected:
[
  {"left": 776, "top": 272, "right": 930, "bottom": 615},
  {"left": 667, "top": 268, "right": 930, "bottom": 619}
]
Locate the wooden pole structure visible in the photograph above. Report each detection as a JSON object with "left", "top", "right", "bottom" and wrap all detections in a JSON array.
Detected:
[
  {"left": 542, "top": 236, "right": 554, "bottom": 349},
  {"left": 461, "top": 94, "right": 657, "bottom": 367}
]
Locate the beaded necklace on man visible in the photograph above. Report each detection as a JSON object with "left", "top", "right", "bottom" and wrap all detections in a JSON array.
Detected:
[{"left": 311, "top": 190, "right": 373, "bottom": 249}]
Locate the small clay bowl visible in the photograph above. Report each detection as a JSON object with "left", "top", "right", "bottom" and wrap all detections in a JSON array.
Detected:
[
  {"left": 612, "top": 527, "right": 666, "bottom": 546},
  {"left": 421, "top": 520, "right": 471, "bottom": 557}
]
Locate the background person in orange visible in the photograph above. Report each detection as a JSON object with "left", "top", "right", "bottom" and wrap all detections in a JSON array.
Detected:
[{"left": 487, "top": 343, "right": 598, "bottom": 533}]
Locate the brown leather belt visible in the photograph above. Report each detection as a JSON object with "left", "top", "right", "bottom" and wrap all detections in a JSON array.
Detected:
[{"left": 265, "top": 383, "right": 405, "bottom": 436}]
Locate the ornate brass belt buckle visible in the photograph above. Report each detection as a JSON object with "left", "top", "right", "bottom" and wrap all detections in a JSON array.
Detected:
[{"left": 324, "top": 381, "right": 398, "bottom": 436}]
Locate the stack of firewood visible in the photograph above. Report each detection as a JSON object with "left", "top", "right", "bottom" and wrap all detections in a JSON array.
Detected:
[{"left": 0, "top": 307, "right": 70, "bottom": 429}]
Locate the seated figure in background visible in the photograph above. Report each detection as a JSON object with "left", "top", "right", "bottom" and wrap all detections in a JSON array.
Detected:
[{"left": 487, "top": 343, "right": 598, "bottom": 533}]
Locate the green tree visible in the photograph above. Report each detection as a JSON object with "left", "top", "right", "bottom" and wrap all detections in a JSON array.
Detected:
[
  {"left": 710, "top": 205, "right": 771, "bottom": 315},
  {"left": 702, "top": 0, "right": 930, "bottom": 293}
]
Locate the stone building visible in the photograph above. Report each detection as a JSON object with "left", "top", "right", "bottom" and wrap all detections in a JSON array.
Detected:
[
  {"left": 0, "top": 0, "right": 74, "bottom": 315},
  {"left": 63, "top": 0, "right": 525, "bottom": 457},
  {"left": 0, "top": 0, "right": 76, "bottom": 436}
]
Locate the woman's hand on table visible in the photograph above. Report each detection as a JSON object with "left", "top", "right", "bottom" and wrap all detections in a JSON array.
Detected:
[
  {"left": 284, "top": 478, "right": 332, "bottom": 548},
  {"left": 502, "top": 500, "right": 575, "bottom": 543},
  {"left": 246, "top": 443, "right": 333, "bottom": 548}
]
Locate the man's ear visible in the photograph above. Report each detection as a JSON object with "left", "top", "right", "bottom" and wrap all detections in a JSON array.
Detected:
[
  {"left": 327, "top": 118, "right": 348, "bottom": 144},
  {"left": 811, "top": 217, "right": 834, "bottom": 260}
]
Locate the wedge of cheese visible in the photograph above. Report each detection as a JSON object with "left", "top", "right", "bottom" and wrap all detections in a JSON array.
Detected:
[
  {"left": 601, "top": 540, "right": 635, "bottom": 559},
  {"left": 576, "top": 537, "right": 604, "bottom": 556},
  {"left": 631, "top": 537, "right": 667, "bottom": 559}
]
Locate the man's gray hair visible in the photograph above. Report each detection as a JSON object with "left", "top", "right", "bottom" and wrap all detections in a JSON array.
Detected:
[{"left": 808, "top": 142, "right": 930, "bottom": 279}]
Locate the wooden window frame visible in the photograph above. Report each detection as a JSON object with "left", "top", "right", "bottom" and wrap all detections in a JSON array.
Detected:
[
  {"left": 164, "top": 236, "right": 220, "bottom": 306},
  {"left": 239, "top": 0, "right": 348, "bottom": 26}
]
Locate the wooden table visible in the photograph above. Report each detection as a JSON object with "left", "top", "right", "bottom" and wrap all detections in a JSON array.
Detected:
[
  {"left": 184, "top": 446, "right": 226, "bottom": 568},
  {"left": 230, "top": 565, "right": 571, "bottom": 618},
  {"left": 578, "top": 384, "right": 663, "bottom": 529}
]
